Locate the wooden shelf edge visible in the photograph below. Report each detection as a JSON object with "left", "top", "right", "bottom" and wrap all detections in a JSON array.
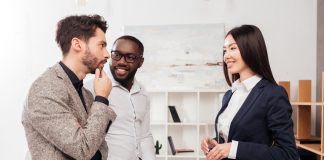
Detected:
[
  {"left": 295, "top": 135, "right": 321, "bottom": 142},
  {"left": 297, "top": 143, "right": 323, "bottom": 156},
  {"left": 291, "top": 101, "right": 324, "bottom": 106}
]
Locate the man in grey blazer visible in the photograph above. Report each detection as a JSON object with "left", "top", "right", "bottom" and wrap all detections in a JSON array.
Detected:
[{"left": 22, "top": 15, "right": 116, "bottom": 160}]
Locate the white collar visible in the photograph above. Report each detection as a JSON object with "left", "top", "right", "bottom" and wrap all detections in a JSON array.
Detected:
[{"left": 231, "top": 75, "right": 262, "bottom": 92}]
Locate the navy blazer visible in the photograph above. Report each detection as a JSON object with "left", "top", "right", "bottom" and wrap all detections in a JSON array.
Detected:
[{"left": 215, "top": 79, "right": 299, "bottom": 160}]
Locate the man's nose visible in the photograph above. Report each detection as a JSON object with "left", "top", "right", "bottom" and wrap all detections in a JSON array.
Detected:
[{"left": 104, "top": 49, "right": 110, "bottom": 59}]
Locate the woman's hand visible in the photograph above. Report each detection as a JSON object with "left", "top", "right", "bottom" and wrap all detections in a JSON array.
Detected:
[
  {"left": 206, "top": 142, "right": 231, "bottom": 160},
  {"left": 201, "top": 137, "right": 217, "bottom": 155}
]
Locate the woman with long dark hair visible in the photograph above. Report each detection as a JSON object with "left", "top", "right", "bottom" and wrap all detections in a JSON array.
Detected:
[{"left": 201, "top": 25, "right": 298, "bottom": 160}]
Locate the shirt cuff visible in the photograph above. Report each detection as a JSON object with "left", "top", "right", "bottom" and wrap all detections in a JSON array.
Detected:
[
  {"left": 228, "top": 140, "right": 238, "bottom": 159},
  {"left": 95, "top": 96, "right": 109, "bottom": 105}
]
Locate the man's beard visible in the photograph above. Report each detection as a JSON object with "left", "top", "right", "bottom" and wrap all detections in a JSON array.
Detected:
[
  {"left": 82, "top": 48, "right": 99, "bottom": 74},
  {"left": 109, "top": 65, "right": 138, "bottom": 85}
]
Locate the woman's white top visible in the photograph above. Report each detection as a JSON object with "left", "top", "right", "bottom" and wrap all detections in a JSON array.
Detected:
[{"left": 218, "top": 75, "right": 262, "bottom": 159}]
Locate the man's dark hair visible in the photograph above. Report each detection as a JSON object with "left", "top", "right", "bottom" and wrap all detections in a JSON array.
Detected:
[
  {"left": 55, "top": 14, "right": 108, "bottom": 55},
  {"left": 113, "top": 35, "right": 144, "bottom": 55}
]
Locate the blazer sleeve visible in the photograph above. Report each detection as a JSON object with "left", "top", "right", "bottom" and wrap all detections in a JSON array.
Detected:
[
  {"left": 25, "top": 80, "right": 116, "bottom": 160},
  {"left": 236, "top": 86, "right": 299, "bottom": 160}
]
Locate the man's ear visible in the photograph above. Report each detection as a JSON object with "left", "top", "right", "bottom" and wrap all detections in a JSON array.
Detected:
[
  {"left": 71, "top": 37, "right": 83, "bottom": 52},
  {"left": 138, "top": 57, "right": 144, "bottom": 68}
]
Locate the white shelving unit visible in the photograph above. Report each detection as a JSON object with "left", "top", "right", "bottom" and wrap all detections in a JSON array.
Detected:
[{"left": 149, "top": 89, "right": 226, "bottom": 160}]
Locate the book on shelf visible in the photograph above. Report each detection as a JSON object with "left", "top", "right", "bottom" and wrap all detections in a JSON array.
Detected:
[
  {"left": 176, "top": 148, "right": 195, "bottom": 153},
  {"left": 168, "top": 105, "right": 181, "bottom": 123},
  {"left": 168, "top": 136, "right": 194, "bottom": 155},
  {"left": 168, "top": 136, "right": 176, "bottom": 155}
]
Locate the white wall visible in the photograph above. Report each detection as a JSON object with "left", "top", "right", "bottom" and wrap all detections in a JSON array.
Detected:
[
  {"left": 0, "top": 1, "right": 29, "bottom": 159},
  {"left": 0, "top": 0, "right": 109, "bottom": 159},
  {"left": 107, "top": 0, "right": 317, "bottom": 133},
  {"left": 0, "top": 0, "right": 317, "bottom": 159},
  {"left": 107, "top": 0, "right": 317, "bottom": 100},
  {"left": 106, "top": 0, "right": 226, "bottom": 48}
]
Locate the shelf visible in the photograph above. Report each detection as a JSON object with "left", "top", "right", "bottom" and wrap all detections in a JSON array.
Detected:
[
  {"left": 295, "top": 135, "right": 321, "bottom": 142},
  {"left": 279, "top": 72, "right": 324, "bottom": 158},
  {"left": 168, "top": 123, "right": 197, "bottom": 126},
  {"left": 147, "top": 89, "right": 227, "bottom": 93},
  {"left": 167, "top": 122, "right": 212, "bottom": 126},
  {"left": 151, "top": 122, "right": 214, "bottom": 126},
  {"left": 149, "top": 90, "right": 225, "bottom": 159},
  {"left": 167, "top": 152, "right": 197, "bottom": 158},
  {"left": 199, "top": 155, "right": 207, "bottom": 158},
  {"left": 156, "top": 155, "right": 168, "bottom": 158},
  {"left": 198, "top": 89, "right": 227, "bottom": 93},
  {"left": 297, "top": 143, "right": 323, "bottom": 156},
  {"left": 151, "top": 122, "right": 167, "bottom": 125},
  {"left": 291, "top": 102, "right": 324, "bottom": 106}
]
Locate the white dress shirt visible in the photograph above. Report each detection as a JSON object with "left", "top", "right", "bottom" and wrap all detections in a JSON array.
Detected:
[
  {"left": 85, "top": 70, "right": 155, "bottom": 160},
  {"left": 217, "top": 75, "right": 261, "bottom": 159}
]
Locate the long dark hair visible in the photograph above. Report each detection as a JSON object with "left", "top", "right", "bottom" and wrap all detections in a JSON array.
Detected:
[{"left": 223, "top": 25, "right": 276, "bottom": 86}]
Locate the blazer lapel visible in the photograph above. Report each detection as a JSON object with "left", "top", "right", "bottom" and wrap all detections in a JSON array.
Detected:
[
  {"left": 215, "top": 90, "right": 233, "bottom": 137},
  {"left": 218, "top": 90, "right": 233, "bottom": 117},
  {"left": 83, "top": 88, "right": 92, "bottom": 113},
  {"left": 228, "top": 79, "right": 267, "bottom": 140},
  {"left": 53, "top": 63, "right": 88, "bottom": 122}
]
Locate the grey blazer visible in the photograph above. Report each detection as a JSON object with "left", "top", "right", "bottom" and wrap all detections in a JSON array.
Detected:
[{"left": 22, "top": 63, "right": 116, "bottom": 160}]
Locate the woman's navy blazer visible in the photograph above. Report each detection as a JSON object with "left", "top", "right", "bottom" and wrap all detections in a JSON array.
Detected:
[{"left": 215, "top": 79, "right": 299, "bottom": 160}]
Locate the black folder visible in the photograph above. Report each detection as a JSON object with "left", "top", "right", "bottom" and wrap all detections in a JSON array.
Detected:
[
  {"left": 168, "top": 136, "right": 176, "bottom": 155},
  {"left": 168, "top": 106, "right": 181, "bottom": 123}
]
